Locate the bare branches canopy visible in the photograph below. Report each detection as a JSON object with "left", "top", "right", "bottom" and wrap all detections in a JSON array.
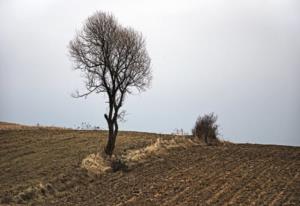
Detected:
[{"left": 69, "top": 11, "right": 152, "bottom": 155}]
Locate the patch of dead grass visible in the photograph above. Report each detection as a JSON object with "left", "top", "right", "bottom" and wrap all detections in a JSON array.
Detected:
[
  {"left": 81, "top": 136, "right": 201, "bottom": 174},
  {"left": 81, "top": 153, "right": 112, "bottom": 175},
  {"left": 122, "top": 137, "right": 200, "bottom": 163}
]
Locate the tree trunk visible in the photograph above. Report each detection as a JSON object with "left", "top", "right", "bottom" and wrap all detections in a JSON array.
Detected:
[
  {"left": 103, "top": 94, "right": 121, "bottom": 156},
  {"left": 204, "top": 130, "right": 209, "bottom": 145},
  {"left": 105, "top": 131, "right": 114, "bottom": 156},
  {"left": 104, "top": 116, "right": 118, "bottom": 156}
]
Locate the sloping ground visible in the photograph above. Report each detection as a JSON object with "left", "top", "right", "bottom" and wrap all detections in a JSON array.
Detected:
[
  {"left": 0, "top": 128, "right": 299, "bottom": 205},
  {"left": 0, "top": 122, "right": 31, "bottom": 130},
  {"left": 0, "top": 121, "right": 66, "bottom": 131}
]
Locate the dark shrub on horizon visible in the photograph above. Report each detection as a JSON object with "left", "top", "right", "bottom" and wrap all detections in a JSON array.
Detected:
[{"left": 192, "top": 113, "right": 219, "bottom": 145}]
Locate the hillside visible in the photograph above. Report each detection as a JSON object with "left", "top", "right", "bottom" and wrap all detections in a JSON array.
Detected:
[{"left": 0, "top": 124, "right": 299, "bottom": 205}]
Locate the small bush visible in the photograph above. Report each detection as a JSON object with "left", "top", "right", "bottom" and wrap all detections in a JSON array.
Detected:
[{"left": 192, "top": 113, "right": 219, "bottom": 145}]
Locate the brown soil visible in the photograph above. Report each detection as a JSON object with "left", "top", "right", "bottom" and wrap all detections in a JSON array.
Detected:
[{"left": 0, "top": 123, "right": 299, "bottom": 205}]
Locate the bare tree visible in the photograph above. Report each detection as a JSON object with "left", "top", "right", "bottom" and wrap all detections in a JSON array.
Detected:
[{"left": 68, "top": 11, "right": 152, "bottom": 156}]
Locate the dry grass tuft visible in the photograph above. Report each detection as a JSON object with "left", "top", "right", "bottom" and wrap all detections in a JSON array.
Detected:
[
  {"left": 81, "top": 153, "right": 112, "bottom": 174},
  {"left": 122, "top": 136, "right": 200, "bottom": 163},
  {"left": 217, "top": 138, "right": 234, "bottom": 146}
]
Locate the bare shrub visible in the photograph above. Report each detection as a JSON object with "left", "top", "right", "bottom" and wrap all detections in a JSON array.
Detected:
[{"left": 192, "top": 113, "right": 219, "bottom": 145}]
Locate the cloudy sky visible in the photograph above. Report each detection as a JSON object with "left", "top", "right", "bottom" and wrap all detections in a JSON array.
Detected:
[{"left": 0, "top": 0, "right": 299, "bottom": 146}]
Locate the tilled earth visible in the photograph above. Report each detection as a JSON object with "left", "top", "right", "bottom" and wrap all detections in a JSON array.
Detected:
[{"left": 0, "top": 126, "right": 299, "bottom": 205}]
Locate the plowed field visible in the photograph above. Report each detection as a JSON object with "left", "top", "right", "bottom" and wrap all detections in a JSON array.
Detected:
[{"left": 0, "top": 125, "right": 299, "bottom": 205}]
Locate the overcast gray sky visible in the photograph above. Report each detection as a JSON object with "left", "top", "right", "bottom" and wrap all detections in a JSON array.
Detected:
[{"left": 0, "top": 0, "right": 299, "bottom": 146}]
